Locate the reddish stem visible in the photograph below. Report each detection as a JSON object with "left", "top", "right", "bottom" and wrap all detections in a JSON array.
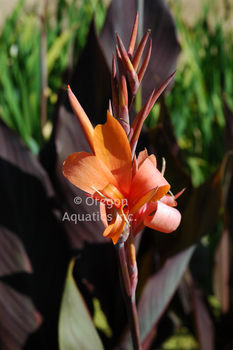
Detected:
[{"left": 115, "top": 241, "right": 142, "bottom": 350}]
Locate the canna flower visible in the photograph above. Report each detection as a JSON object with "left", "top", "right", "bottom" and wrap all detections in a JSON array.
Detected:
[{"left": 63, "top": 87, "right": 181, "bottom": 244}]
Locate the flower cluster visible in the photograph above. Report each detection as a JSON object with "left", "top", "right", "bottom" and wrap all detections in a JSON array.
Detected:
[{"left": 63, "top": 13, "right": 182, "bottom": 244}]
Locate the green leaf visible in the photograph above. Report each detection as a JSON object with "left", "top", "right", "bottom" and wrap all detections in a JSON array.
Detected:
[
  {"left": 47, "top": 27, "right": 77, "bottom": 75},
  {"left": 59, "top": 259, "right": 104, "bottom": 350}
]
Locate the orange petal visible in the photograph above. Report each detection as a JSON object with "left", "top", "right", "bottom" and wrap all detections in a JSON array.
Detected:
[
  {"left": 99, "top": 203, "right": 108, "bottom": 228},
  {"left": 129, "top": 158, "right": 170, "bottom": 203},
  {"left": 101, "top": 183, "right": 126, "bottom": 208},
  {"left": 148, "top": 154, "right": 157, "bottom": 167},
  {"left": 130, "top": 188, "right": 158, "bottom": 214},
  {"left": 159, "top": 194, "right": 177, "bottom": 207},
  {"left": 130, "top": 202, "right": 157, "bottom": 236},
  {"left": 137, "top": 149, "right": 149, "bottom": 168},
  {"left": 144, "top": 201, "right": 181, "bottom": 233},
  {"left": 132, "top": 154, "right": 138, "bottom": 177},
  {"left": 92, "top": 183, "right": 126, "bottom": 209},
  {"left": 67, "top": 86, "right": 94, "bottom": 154},
  {"left": 103, "top": 212, "right": 126, "bottom": 244},
  {"left": 62, "top": 152, "right": 118, "bottom": 194},
  {"left": 136, "top": 150, "right": 157, "bottom": 169},
  {"left": 159, "top": 189, "right": 186, "bottom": 207},
  {"left": 93, "top": 111, "right": 132, "bottom": 195}
]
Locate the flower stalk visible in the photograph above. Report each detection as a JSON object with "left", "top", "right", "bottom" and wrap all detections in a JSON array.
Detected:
[
  {"left": 63, "top": 11, "right": 183, "bottom": 350},
  {"left": 115, "top": 230, "right": 142, "bottom": 350}
]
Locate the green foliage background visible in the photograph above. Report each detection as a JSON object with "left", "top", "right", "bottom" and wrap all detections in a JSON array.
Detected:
[{"left": 0, "top": 0, "right": 109, "bottom": 153}]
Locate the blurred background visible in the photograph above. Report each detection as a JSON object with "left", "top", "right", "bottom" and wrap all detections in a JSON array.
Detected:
[{"left": 0, "top": 0, "right": 233, "bottom": 349}]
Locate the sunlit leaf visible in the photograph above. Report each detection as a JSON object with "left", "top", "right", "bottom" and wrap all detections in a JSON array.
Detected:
[
  {"left": 59, "top": 259, "right": 104, "bottom": 350},
  {"left": 47, "top": 26, "right": 78, "bottom": 74}
]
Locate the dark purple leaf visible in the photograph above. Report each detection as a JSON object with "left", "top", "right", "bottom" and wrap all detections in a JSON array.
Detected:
[
  {"left": 148, "top": 100, "right": 193, "bottom": 208},
  {"left": 42, "top": 22, "right": 113, "bottom": 250},
  {"left": 213, "top": 229, "right": 230, "bottom": 313},
  {"left": 0, "top": 226, "right": 32, "bottom": 277},
  {"left": 54, "top": 106, "right": 109, "bottom": 249},
  {"left": 0, "top": 226, "right": 41, "bottom": 350},
  {"left": 189, "top": 274, "right": 215, "bottom": 350},
  {"left": 73, "top": 243, "right": 128, "bottom": 346},
  {"left": 142, "top": 0, "right": 180, "bottom": 102},
  {"left": 213, "top": 152, "right": 233, "bottom": 314},
  {"left": 119, "top": 246, "right": 195, "bottom": 349},
  {"left": 0, "top": 119, "right": 70, "bottom": 350},
  {"left": 147, "top": 101, "right": 221, "bottom": 260},
  {"left": 0, "top": 281, "right": 42, "bottom": 350},
  {"left": 156, "top": 96, "right": 184, "bottom": 163},
  {"left": 65, "top": 21, "right": 111, "bottom": 125},
  {"left": 153, "top": 167, "right": 221, "bottom": 260}
]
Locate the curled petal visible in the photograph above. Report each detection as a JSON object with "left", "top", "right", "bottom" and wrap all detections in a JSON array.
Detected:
[
  {"left": 137, "top": 149, "right": 149, "bottom": 168},
  {"left": 99, "top": 203, "right": 108, "bottom": 228},
  {"left": 159, "top": 194, "right": 177, "bottom": 207},
  {"left": 144, "top": 201, "right": 181, "bottom": 233},
  {"left": 92, "top": 183, "right": 125, "bottom": 209},
  {"left": 136, "top": 150, "right": 157, "bottom": 169},
  {"left": 129, "top": 158, "right": 170, "bottom": 204},
  {"left": 158, "top": 188, "right": 186, "bottom": 206},
  {"left": 130, "top": 188, "right": 158, "bottom": 215},
  {"left": 103, "top": 211, "right": 127, "bottom": 244},
  {"left": 63, "top": 152, "right": 117, "bottom": 194},
  {"left": 148, "top": 154, "right": 157, "bottom": 167}
]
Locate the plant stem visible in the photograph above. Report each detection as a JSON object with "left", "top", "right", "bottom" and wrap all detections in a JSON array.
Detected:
[
  {"left": 115, "top": 242, "right": 142, "bottom": 350},
  {"left": 127, "top": 229, "right": 138, "bottom": 297},
  {"left": 137, "top": 0, "right": 144, "bottom": 45}
]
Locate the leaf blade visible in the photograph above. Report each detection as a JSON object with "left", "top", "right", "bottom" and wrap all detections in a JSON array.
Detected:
[{"left": 59, "top": 259, "right": 104, "bottom": 350}]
